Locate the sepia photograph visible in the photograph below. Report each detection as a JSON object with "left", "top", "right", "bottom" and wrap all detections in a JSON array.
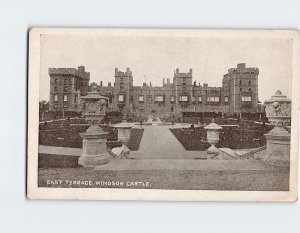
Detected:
[{"left": 27, "top": 28, "right": 299, "bottom": 201}]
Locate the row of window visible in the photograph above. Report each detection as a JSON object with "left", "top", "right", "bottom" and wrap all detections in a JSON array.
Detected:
[
  {"left": 118, "top": 95, "right": 231, "bottom": 103},
  {"left": 118, "top": 94, "right": 252, "bottom": 103},
  {"left": 53, "top": 94, "right": 78, "bottom": 102}
]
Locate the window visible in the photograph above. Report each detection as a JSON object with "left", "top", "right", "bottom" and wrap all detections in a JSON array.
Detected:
[
  {"left": 64, "top": 95, "right": 68, "bottom": 102},
  {"left": 171, "top": 96, "right": 175, "bottom": 102},
  {"left": 242, "top": 96, "right": 252, "bottom": 102},
  {"left": 54, "top": 94, "right": 58, "bottom": 101},
  {"left": 118, "top": 94, "right": 124, "bottom": 102},
  {"left": 120, "top": 83, "right": 124, "bottom": 90},
  {"left": 54, "top": 86, "right": 58, "bottom": 92},
  {"left": 75, "top": 95, "right": 78, "bottom": 103},
  {"left": 198, "top": 96, "right": 202, "bottom": 102},
  {"left": 207, "top": 96, "right": 220, "bottom": 102},
  {"left": 248, "top": 80, "right": 251, "bottom": 85},
  {"left": 179, "top": 95, "right": 188, "bottom": 102},
  {"left": 64, "top": 105, "right": 67, "bottom": 108},
  {"left": 147, "top": 96, "right": 152, "bottom": 104},
  {"left": 138, "top": 95, "right": 144, "bottom": 102},
  {"left": 225, "top": 96, "right": 229, "bottom": 103},
  {"left": 54, "top": 79, "right": 57, "bottom": 84},
  {"left": 64, "top": 79, "right": 67, "bottom": 85},
  {"left": 155, "top": 96, "right": 164, "bottom": 102},
  {"left": 192, "top": 96, "right": 196, "bottom": 102}
]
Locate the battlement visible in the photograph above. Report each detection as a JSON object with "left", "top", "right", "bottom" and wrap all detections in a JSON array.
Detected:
[
  {"left": 48, "top": 66, "right": 90, "bottom": 80},
  {"left": 114, "top": 67, "right": 132, "bottom": 77},
  {"left": 174, "top": 68, "right": 193, "bottom": 78},
  {"left": 227, "top": 63, "right": 259, "bottom": 75}
]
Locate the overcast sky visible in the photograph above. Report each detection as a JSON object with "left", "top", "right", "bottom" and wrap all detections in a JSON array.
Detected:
[{"left": 39, "top": 33, "right": 292, "bottom": 102}]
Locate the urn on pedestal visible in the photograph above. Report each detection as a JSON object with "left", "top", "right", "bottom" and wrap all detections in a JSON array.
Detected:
[
  {"left": 204, "top": 120, "right": 223, "bottom": 159},
  {"left": 112, "top": 115, "right": 134, "bottom": 159},
  {"left": 78, "top": 87, "right": 109, "bottom": 167},
  {"left": 263, "top": 90, "right": 291, "bottom": 166}
]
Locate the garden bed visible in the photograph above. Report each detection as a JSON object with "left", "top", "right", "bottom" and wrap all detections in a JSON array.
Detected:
[{"left": 170, "top": 124, "right": 272, "bottom": 151}]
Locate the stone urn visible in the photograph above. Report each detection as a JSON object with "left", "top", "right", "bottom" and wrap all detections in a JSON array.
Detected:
[
  {"left": 78, "top": 87, "right": 109, "bottom": 167},
  {"left": 204, "top": 120, "right": 223, "bottom": 159},
  {"left": 263, "top": 90, "right": 291, "bottom": 166},
  {"left": 112, "top": 116, "right": 134, "bottom": 159}
]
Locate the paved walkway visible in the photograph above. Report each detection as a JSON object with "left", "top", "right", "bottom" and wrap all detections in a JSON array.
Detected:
[
  {"left": 94, "top": 159, "right": 286, "bottom": 171},
  {"left": 39, "top": 145, "right": 81, "bottom": 156},
  {"left": 130, "top": 125, "right": 205, "bottom": 159}
]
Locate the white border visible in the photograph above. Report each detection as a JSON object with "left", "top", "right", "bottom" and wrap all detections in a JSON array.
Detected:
[{"left": 27, "top": 28, "right": 300, "bottom": 201}]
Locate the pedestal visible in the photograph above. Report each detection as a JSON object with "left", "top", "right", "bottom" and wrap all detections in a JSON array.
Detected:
[
  {"left": 78, "top": 124, "right": 109, "bottom": 167},
  {"left": 263, "top": 127, "right": 290, "bottom": 167},
  {"left": 204, "top": 121, "right": 222, "bottom": 160},
  {"left": 112, "top": 122, "right": 133, "bottom": 159},
  {"left": 116, "top": 125, "right": 132, "bottom": 144},
  {"left": 207, "top": 145, "right": 220, "bottom": 160}
]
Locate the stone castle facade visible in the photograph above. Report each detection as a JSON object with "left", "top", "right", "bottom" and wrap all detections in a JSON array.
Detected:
[{"left": 48, "top": 63, "right": 260, "bottom": 117}]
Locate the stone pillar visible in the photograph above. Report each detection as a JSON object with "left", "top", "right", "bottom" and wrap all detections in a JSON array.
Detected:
[
  {"left": 78, "top": 87, "right": 109, "bottom": 167},
  {"left": 263, "top": 90, "right": 291, "bottom": 167},
  {"left": 204, "top": 120, "right": 223, "bottom": 159}
]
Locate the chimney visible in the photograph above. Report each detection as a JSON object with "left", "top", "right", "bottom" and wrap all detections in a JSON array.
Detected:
[
  {"left": 167, "top": 78, "right": 170, "bottom": 84},
  {"left": 163, "top": 78, "right": 165, "bottom": 85},
  {"left": 108, "top": 82, "right": 111, "bottom": 87},
  {"left": 150, "top": 82, "right": 152, "bottom": 87},
  {"left": 115, "top": 68, "right": 118, "bottom": 75},
  {"left": 100, "top": 81, "right": 103, "bottom": 87},
  {"left": 190, "top": 68, "right": 192, "bottom": 74},
  {"left": 176, "top": 68, "right": 179, "bottom": 74}
]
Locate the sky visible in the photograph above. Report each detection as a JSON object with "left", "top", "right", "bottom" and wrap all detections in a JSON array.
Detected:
[{"left": 39, "top": 33, "right": 292, "bottom": 102}]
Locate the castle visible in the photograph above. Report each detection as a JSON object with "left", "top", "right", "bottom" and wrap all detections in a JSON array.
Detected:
[{"left": 48, "top": 63, "right": 260, "bottom": 118}]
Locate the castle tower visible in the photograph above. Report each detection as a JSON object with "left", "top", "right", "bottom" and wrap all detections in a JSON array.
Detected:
[
  {"left": 113, "top": 67, "right": 133, "bottom": 113},
  {"left": 222, "top": 63, "right": 259, "bottom": 113},
  {"left": 48, "top": 66, "right": 90, "bottom": 116},
  {"left": 173, "top": 68, "right": 193, "bottom": 107}
]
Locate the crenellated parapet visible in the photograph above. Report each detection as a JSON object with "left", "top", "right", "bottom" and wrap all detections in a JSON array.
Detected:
[
  {"left": 49, "top": 66, "right": 90, "bottom": 80},
  {"left": 114, "top": 67, "right": 132, "bottom": 77},
  {"left": 227, "top": 63, "right": 259, "bottom": 75},
  {"left": 174, "top": 68, "right": 193, "bottom": 78}
]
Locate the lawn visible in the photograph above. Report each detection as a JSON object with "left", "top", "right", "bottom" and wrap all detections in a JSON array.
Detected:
[
  {"left": 38, "top": 167, "right": 289, "bottom": 191},
  {"left": 38, "top": 128, "right": 144, "bottom": 168}
]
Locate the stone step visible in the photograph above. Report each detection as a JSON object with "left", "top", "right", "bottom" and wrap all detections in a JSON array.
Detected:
[{"left": 94, "top": 159, "right": 285, "bottom": 171}]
